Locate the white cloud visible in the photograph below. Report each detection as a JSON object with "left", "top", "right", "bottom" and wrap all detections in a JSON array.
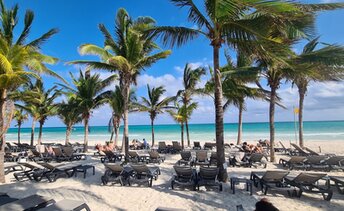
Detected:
[{"left": 137, "top": 73, "right": 183, "bottom": 96}]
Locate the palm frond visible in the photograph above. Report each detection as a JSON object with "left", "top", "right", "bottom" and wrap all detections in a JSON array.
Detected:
[{"left": 145, "top": 26, "right": 203, "bottom": 47}]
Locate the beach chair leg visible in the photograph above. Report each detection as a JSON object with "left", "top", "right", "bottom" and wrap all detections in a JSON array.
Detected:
[
  {"left": 322, "top": 190, "right": 333, "bottom": 201},
  {"left": 171, "top": 180, "right": 174, "bottom": 189}
]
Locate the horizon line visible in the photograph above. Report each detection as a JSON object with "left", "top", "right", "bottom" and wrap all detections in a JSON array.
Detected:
[{"left": 8, "top": 119, "right": 344, "bottom": 130}]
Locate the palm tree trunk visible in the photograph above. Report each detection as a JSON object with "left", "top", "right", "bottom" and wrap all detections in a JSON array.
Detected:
[
  {"left": 237, "top": 103, "right": 243, "bottom": 145},
  {"left": 181, "top": 123, "right": 184, "bottom": 150},
  {"left": 109, "top": 117, "right": 116, "bottom": 142},
  {"left": 151, "top": 118, "right": 155, "bottom": 147},
  {"left": 30, "top": 119, "right": 36, "bottom": 146},
  {"left": 109, "top": 131, "right": 114, "bottom": 142},
  {"left": 0, "top": 90, "right": 7, "bottom": 183},
  {"left": 65, "top": 125, "right": 72, "bottom": 145},
  {"left": 185, "top": 119, "right": 190, "bottom": 147},
  {"left": 18, "top": 123, "right": 21, "bottom": 144},
  {"left": 114, "top": 123, "right": 119, "bottom": 147},
  {"left": 84, "top": 117, "right": 89, "bottom": 152},
  {"left": 298, "top": 87, "right": 306, "bottom": 148},
  {"left": 213, "top": 44, "right": 227, "bottom": 182},
  {"left": 37, "top": 120, "right": 44, "bottom": 145},
  {"left": 122, "top": 80, "right": 130, "bottom": 158},
  {"left": 269, "top": 84, "right": 277, "bottom": 162},
  {"left": 0, "top": 150, "right": 3, "bottom": 183}
]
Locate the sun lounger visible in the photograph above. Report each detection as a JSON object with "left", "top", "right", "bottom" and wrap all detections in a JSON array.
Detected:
[
  {"left": 285, "top": 173, "right": 332, "bottom": 201},
  {"left": 130, "top": 164, "right": 160, "bottom": 187},
  {"left": 0, "top": 193, "right": 18, "bottom": 206},
  {"left": 0, "top": 196, "right": 18, "bottom": 207},
  {"left": 52, "top": 147, "right": 72, "bottom": 162},
  {"left": 100, "top": 150, "right": 123, "bottom": 163},
  {"left": 193, "top": 151, "right": 210, "bottom": 167},
  {"left": 62, "top": 146, "right": 86, "bottom": 160},
  {"left": 329, "top": 176, "right": 344, "bottom": 194},
  {"left": 279, "top": 156, "right": 307, "bottom": 170},
  {"left": 304, "top": 155, "right": 329, "bottom": 171},
  {"left": 304, "top": 147, "right": 320, "bottom": 156},
  {"left": 0, "top": 194, "right": 55, "bottom": 211},
  {"left": 203, "top": 142, "right": 216, "bottom": 150},
  {"left": 209, "top": 152, "right": 218, "bottom": 166},
  {"left": 324, "top": 156, "right": 344, "bottom": 171},
  {"left": 197, "top": 166, "right": 222, "bottom": 191},
  {"left": 193, "top": 142, "right": 201, "bottom": 150},
  {"left": 14, "top": 162, "right": 45, "bottom": 181},
  {"left": 290, "top": 143, "right": 310, "bottom": 156},
  {"left": 4, "top": 163, "right": 23, "bottom": 175},
  {"left": 101, "top": 164, "right": 126, "bottom": 186},
  {"left": 172, "top": 141, "right": 182, "bottom": 153},
  {"left": 36, "top": 162, "right": 81, "bottom": 182},
  {"left": 171, "top": 165, "right": 197, "bottom": 190},
  {"left": 238, "top": 153, "right": 267, "bottom": 168},
  {"left": 148, "top": 151, "right": 165, "bottom": 164},
  {"left": 178, "top": 151, "right": 193, "bottom": 166},
  {"left": 37, "top": 199, "right": 90, "bottom": 211},
  {"left": 6, "top": 143, "right": 19, "bottom": 152},
  {"left": 128, "top": 151, "right": 147, "bottom": 163},
  {"left": 250, "top": 171, "right": 289, "bottom": 195},
  {"left": 157, "top": 142, "right": 169, "bottom": 153},
  {"left": 29, "top": 149, "right": 53, "bottom": 162},
  {"left": 278, "top": 141, "right": 294, "bottom": 155}
]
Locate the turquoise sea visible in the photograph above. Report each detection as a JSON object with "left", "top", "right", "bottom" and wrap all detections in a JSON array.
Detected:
[{"left": 4, "top": 121, "right": 344, "bottom": 144}]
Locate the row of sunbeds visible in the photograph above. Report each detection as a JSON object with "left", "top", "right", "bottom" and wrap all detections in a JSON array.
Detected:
[
  {"left": 99, "top": 150, "right": 165, "bottom": 164},
  {"left": 101, "top": 163, "right": 160, "bottom": 187},
  {"left": 279, "top": 155, "right": 344, "bottom": 171},
  {"left": 9, "top": 162, "right": 87, "bottom": 182},
  {"left": 5, "top": 145, "right": 86, "bottom": 163},
  {"left": 250, "top": 170, "right": 344, "bottom": 201},
  {"left": 276, "top": 142, "right": 334, "bottom": 157},
  {"left": 178, "top": 150, "right": 268, "bottom": 169},
  {"left": 171, "top": 165, "right": 222, "bottom": 191},
  {"left": 0, "top": 193, "right": 90, "bottom": 211},
  {"left": 156, "top": 141, "right": 217, "bottom": 154}
]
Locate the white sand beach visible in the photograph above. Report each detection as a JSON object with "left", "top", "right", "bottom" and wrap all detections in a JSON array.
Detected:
[{"left": 1, "top": 140, "right": 344, "bottom": 211}]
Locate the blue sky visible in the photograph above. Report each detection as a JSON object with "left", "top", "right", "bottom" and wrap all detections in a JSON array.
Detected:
[{"left": 6, "top": 0, "right": 344, "bottom": 128}]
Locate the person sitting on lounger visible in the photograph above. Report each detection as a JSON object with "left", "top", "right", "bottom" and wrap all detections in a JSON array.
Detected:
[
  {"left": 242, "top": 142, "right": 252, "bottom": 153},
  {"left": 46, "top": 145, "right": 55, "bottom": 156},
  {"left": 255, "top": 198, "right": 279, "bottom": 211},
  {"left": 253, "top": 144, "right": 264, "bottom": 154}
]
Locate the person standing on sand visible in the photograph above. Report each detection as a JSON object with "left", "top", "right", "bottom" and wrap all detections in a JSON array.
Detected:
[{"left": 143, "top": 138, "right": 148, "bottom": 149}]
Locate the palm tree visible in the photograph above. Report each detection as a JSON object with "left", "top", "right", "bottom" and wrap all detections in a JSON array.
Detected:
[
  {"left": 135, "top": 85, "right": 175, "bottom": 147},
  {"left": 13, "top": 108, "right": 28, "bottom": 144},
  {"left": 0, "top": 0, "right": 61, "bottom": 183},
  {"left": 288, "top": 38, "right": 344, "bottom": 147},
  {"left": 107, "top": 86, "right": 124, "bottom": 146},
  {"left": 168, "top": 102, "right": 197, "bottom": 149},
  {"left": 178, "top": 64, "right": 205, "bottom": 147},
  {"left": 58, "top": 96, "right": 82, "bottom": 145},
  {"left": 12, "top": 81, "right": 40, "bottom": 147},
  {"left": 61, "top": 70, "right": 116, "bottom": 152},
  {"left": 220, "top": 52, "right": 266, "bottom": 145},
  {"left": 70, "top": 8, "right": 171, "bottom": 156},
  {"left": 145, "top": 0, "right": 327, "bottom": 180},
  {"left": 106, "top": 86, "right": 136, "bottom": 147},
  {"left": 14, "top": 80, "right": 61, "bottom": 145}
]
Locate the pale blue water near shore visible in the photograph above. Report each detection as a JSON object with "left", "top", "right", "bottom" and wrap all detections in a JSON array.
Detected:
[{"left": 5, "top": 121, "right": 344, "bottom": 144}]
